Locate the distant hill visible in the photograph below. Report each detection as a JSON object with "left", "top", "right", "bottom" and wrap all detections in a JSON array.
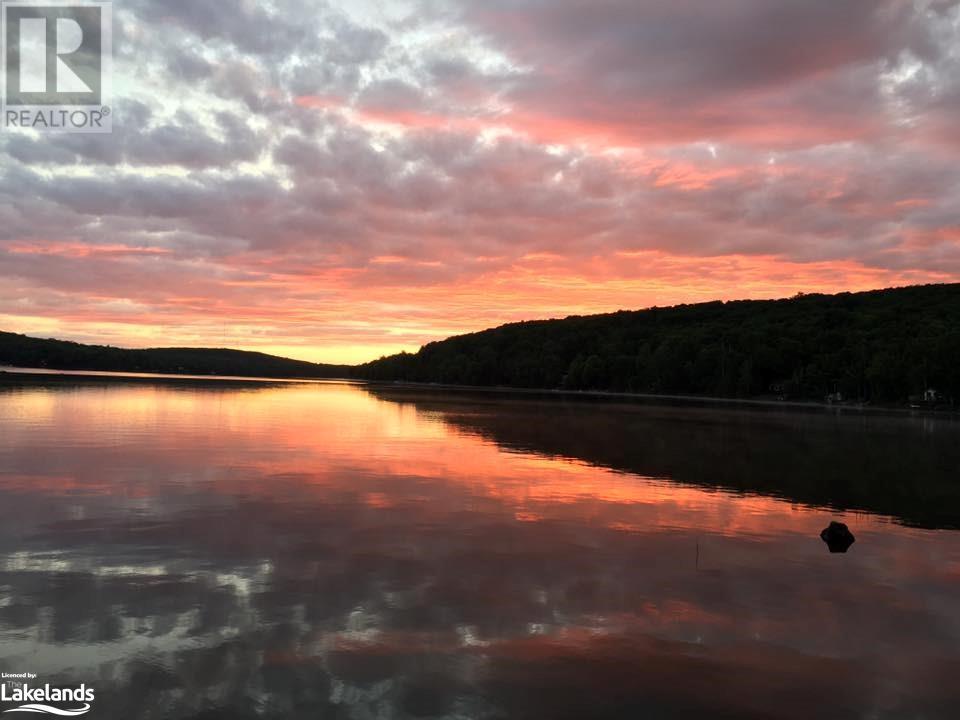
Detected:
[
  {"left": 5, "top": 284, "right": 960, "bottom": 404},
  {"left": 359, "top": 283, "right": 960, "bottom": 405},
  {"left": 0, "top": 331, "right": 349, "bottom": 379}
]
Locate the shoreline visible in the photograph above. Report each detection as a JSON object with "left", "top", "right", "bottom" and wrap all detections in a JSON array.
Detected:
[
  {"left": 370, "top": 380, "right": 958, "bottom": 418},
  {"left": 0, "top": 366, "right": 351, "bottom": 386},
  {"left": 1, "top": 366, "right": 955, "bottom": 418}
]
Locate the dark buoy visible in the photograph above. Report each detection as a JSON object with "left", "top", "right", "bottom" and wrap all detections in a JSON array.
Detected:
[{"left": 821, "top": 521, "right": 855, "bottom": 553}]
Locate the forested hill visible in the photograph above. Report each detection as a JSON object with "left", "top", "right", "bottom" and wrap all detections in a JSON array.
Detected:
[
  {"left": 5, "top": 284, "right": 960, "bottom": 404},
  {"left": 358, "top": 284, "right": 960, "bottom": 404},
  {"left": 0, "top": 332, "right": 349, "bottom": 379}
]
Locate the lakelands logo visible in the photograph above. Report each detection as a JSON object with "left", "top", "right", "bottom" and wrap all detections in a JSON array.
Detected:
[
  {"left": 1, "top": 675, "right": 94, "bottom": 716},
  {"left": 1, "top": 0, "right": 112, "bottom": 132}
]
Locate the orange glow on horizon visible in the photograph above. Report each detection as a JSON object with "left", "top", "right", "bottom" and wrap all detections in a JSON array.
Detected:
[
  {"left": 3, "top": 1, "right": 960, "bottom": 367},
  {"left": 1, "top": 251, "right": 951, "bottom": 364}
]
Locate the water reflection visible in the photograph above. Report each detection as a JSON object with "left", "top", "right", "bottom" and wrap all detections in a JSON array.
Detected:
[
  {"left": 366, "top": 385, "right": 960, "bottom": 529},
  {"left": 0, "top": 379, "right": 958, "bottom": 719}
]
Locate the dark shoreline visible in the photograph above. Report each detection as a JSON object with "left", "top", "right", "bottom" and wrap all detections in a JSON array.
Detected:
[
  {"left": 1, "top": 367, "right": 956, "bottom": 419},
  {"left": 373, "top": 381, "right": 960, "bottom": 419}
]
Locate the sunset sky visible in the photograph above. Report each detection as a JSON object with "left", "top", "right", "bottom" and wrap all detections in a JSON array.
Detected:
[{"left": 2, "top": 0, "right": 959, "bottom": 364}]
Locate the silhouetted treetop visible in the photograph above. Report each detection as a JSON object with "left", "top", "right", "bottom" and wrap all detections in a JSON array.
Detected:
[{"left": 358, "top": 283, "right": 960, "bottom": 405}]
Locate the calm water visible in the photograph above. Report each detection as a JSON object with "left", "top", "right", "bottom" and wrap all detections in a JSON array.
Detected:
[{"left": 1, "top": 377, "right": 959, "bottom": 719}]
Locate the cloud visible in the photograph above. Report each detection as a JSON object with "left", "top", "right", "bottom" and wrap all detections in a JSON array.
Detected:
[
  {"left": 1, "top": 0, "right": 959, "bottom": 361},
  {"left": 446, "top": 0, "right": 952, "bottom": 147},
  {"left": 4, "top": 104, "right": 263, "bottom": 169},
  {"left": 127, "top": 0, "right": 324, "bottom": 57}
]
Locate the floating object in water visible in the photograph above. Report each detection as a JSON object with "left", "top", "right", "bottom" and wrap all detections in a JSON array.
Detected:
[{"left": 821, "top": 521, "right": 855, "bottom": 553}]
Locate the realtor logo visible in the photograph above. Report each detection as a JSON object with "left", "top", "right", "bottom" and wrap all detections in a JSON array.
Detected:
[
  {"left": 1, "top": 675, "right": 95, "bottom": 716},
  {"left": 2, "top": 0, "right": 111, "bottom": 132}
]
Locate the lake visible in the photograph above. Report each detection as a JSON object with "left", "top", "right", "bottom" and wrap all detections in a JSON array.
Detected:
[{"left": 1, "top": 375, "right": 959, "bottom": 719}]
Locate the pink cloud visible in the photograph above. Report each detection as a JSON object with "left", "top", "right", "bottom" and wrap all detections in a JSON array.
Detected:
[{"left": 1, "top": 0, "right": 959, "bottom": 361}]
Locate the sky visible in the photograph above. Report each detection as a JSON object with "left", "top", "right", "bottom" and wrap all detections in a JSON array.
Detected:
[{"left": 1, "top": 0, "right": 960, "bottom": 364}]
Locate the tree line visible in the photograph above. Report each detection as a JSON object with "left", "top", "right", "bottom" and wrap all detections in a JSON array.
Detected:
[
  {"left": 0, "top": 332, "right": 348, "bottom": 379},
  {"left": 4, "top": 284, "right": 960, "bottom": 405},
  {"left": 358, "top": 284, "right": 960, "bottom": 405}
]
